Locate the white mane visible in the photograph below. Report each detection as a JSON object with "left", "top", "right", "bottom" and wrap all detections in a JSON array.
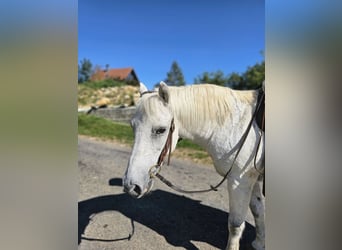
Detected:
[
  {"left": 172, "top": 84, "right": 254, "bottom": 127},
  {"left": 137, "top": 84, "right": 258, "bottom": 129}
]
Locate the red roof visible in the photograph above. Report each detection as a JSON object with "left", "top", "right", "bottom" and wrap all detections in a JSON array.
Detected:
[{"left": 90, "top": 67, "right": 139, "bottom": 82}]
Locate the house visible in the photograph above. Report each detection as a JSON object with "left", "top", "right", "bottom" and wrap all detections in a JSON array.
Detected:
[{"left": 90, "top": 67, "right": 140, "bottom": 85}]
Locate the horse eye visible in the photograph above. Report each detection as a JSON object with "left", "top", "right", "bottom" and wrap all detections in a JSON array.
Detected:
[{"left": 155, "top": 128, "right": 166, "bottom": 135}]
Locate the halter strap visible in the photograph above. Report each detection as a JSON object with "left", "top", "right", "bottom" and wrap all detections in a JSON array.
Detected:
[
  {"left": 149, "top": 118, "right": 175, "bottom": 178},
  {"left": 157, "top": 118, "right": 175, "bottom": 166}
]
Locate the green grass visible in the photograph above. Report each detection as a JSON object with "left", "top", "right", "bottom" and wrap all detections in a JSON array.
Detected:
[
  {"left": 187, "top": 152, "right": 209, "bottom": 159},
  {"left": 78, "top": 113, "right": 134, "bottom": 145},
  {"left": 78, "top": 113, "right": 207, "bottom": 153},
  {"left": 80, "top": 79, "right": 126, "bottom": 89},
  {"left": 177, "top": 138, "right": 206, "bottom": 151}
]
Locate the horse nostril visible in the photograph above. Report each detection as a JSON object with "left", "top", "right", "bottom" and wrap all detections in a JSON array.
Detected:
[{"left": 133, "top": 184, "right": 142, "bottom": 196}]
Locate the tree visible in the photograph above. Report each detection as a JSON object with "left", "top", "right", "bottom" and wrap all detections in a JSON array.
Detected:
[
  {"left": 105, "top": 64, "right": 110, "bottom": 71},
  {"left": 164, "top": 61, "right": 186, "bottom": 86},
  {"left": 194, "top": 72, "right": 210, "bottom": 84},
  {"left": 194, "top": 70, "right": 228, "bottom": 86},
  {"left": 229, "top": 61, "right": 264, "bottom": 90},
  {"left": 78, "top": 58, "right": 93, "bottom": 83},
  {"left": 227, "top": 72, "right": 245, "bottom": 89},
  {"left": 194, "top": 60, "right": 265, "bottom": 90},
  {"left": 243, "top": 61, "right": 265, "bottom": 89}
]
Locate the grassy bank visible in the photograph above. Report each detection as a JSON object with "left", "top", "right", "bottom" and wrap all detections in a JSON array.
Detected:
[
  {"left": 78, "top": 113, "right": 134, "bottom": 145},
  {"left": 78, "top": 113, "right": 212, "bottom": 164},
  {"left": 79, "top": 79, "right": 126, "bottom": 89}
]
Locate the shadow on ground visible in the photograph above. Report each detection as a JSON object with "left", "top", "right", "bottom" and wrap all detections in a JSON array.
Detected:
[{"left": 78, "top": 178, "right": 255, "bottom": 250}]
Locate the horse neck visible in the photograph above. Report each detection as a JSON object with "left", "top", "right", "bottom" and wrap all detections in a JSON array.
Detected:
[{"left": 169, "top": 86, "right": 257, "bottom": 149}]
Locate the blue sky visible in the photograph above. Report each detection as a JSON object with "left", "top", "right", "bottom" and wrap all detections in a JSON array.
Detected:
[{"left": 79, "top": 0, "right": 264, "bottom": 89}]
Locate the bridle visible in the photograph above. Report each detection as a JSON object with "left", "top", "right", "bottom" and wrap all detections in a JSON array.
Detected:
[
  {"left": 148, "top": 118, "right": 175, "bottom": 177},
  {"left": 145, "top": 88, "right": 265, "bottom": 195},
  {"left": 140, "top": 90, "right": 176, "bottom": 177}
]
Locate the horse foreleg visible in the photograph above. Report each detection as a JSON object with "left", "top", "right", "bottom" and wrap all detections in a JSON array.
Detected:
[
  {"left": 225, "top": 179, "right": 253, "bottom": 250},
  {"left": 249, "top": 176, "right": 265, "bottom": 250}
]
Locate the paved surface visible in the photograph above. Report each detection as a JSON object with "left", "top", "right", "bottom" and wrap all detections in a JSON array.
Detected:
[{"left": 78, "top": 136, "right": 256, "bottom": 250}]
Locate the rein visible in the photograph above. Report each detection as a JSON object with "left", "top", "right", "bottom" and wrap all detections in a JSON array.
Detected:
[{"left": 149, "top": 88, "right": 265, "bottom": 194}]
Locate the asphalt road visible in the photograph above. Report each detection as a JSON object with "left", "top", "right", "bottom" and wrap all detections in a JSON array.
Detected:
[{"left": 78, "top": 136, "right": 256, "bottom": 250}]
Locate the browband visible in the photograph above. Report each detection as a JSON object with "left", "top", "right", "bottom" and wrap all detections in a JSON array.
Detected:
[{"left": 140, "top": 90, "right": 156, "bottom": 97}]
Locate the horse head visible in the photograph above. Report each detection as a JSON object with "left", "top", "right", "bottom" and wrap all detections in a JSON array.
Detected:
[{"left": 123, "top": 82, "right": 179, "bottom": 198}]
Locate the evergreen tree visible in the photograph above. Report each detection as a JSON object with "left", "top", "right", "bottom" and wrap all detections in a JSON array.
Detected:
[
  {"left": 164, "top": 61, "right": 185, "bottom": 86},
  {"left": 78, "top": 58, "right": 93, "bottom": 83}
]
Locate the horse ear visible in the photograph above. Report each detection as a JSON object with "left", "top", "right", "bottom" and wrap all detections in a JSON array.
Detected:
[
  {"left": 139, "top": 82, "right": 148, "bottom": 95},
  {"left": 158, "top": 81, "right": 170, "bottom": 103}
]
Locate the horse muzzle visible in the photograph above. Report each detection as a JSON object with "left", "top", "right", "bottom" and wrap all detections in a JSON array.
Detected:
[{"left": 123, "top": 177, "right": 154, "bottom": 198}]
